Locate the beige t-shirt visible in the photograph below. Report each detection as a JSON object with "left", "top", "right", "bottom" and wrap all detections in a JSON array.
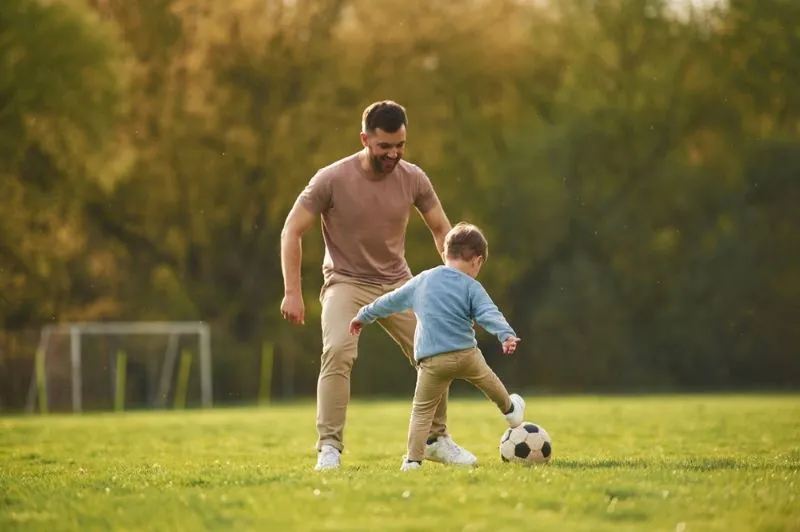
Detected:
[{"left": 297, "top": 153, "right": 440, "bottom": 284}]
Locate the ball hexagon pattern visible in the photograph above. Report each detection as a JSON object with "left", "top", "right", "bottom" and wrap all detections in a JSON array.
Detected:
[{"left": 499, "top": 422, "right": 552, "bottom": 465}]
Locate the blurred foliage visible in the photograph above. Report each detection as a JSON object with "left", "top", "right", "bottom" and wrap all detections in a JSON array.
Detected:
[{"left": 1, "top": 0, "right": 798, "bottom": 409}]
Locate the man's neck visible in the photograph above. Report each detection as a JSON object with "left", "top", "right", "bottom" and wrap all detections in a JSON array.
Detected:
[{"left": 357, "top": 150, "right": 377, "bottom": 177}]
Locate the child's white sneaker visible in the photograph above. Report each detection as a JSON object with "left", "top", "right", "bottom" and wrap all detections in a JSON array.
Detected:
[
  {"left": 315, "top": 444, "right": 341, "bottom": 471},
  {"left": 424, "top": 436, "right": 478, "bottom": 466},
  {"left": 400, "top": 458, "right": 421, "bottom": 471},
  {"left": 504, "top": 393, "right": 526, "bottom": 428}
]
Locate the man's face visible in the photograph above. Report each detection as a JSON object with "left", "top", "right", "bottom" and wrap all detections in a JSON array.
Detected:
[{"left": 361, "top": 125, "right": 406, "bottom": 174}]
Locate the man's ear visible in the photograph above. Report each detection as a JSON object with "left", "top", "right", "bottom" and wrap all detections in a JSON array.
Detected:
[{"left": 360, "top": 131, "right": 369, "bottom": 147}]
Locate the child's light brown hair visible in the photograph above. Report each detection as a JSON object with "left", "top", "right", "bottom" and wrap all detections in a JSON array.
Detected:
[{"left": 444, "top": 222, "right": 489, "bottom": 262}]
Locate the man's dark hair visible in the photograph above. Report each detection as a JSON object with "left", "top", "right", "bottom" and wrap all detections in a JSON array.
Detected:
[
  {"left": 444, "top": 222, "right": 489, "bottom": 262},
  {"left": 362, "top": 100, "right": 408, "bottom": 134}
]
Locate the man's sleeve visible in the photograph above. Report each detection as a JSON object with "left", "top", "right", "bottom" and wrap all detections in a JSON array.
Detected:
[
  {"left": 296, "top": 170, "right": 333, "bottom": 215},
  {"left": 413, "top": 168, "right": 440, "bottom": 214}
]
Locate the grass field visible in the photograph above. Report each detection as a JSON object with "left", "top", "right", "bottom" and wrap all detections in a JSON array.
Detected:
[{"left": 1, "top": 395, "right": 798, "bottom": 531}]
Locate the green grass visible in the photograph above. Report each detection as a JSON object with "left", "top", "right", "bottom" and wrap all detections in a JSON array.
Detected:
[{"left": 1, "top": 395, "right": 799, "bottom": 531}]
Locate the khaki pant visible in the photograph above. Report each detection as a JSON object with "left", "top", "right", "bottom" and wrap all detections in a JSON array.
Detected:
[
  {"left": 407, "top": 347, "right": 511, "bottom": 462},
  {"left": 317, "top": 273, "right": 450, "bottom": 452}
]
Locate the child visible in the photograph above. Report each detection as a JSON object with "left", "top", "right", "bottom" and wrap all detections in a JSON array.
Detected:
[{"left": 349, "top": 222, "right": 526, "bottom": 471}]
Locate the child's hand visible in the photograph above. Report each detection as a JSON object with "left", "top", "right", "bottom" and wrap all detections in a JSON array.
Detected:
[
  {"left": 349, "top": 318, "right": 364, "bottom": 336},
  {"left": 502, "top": 336, "right": 521, "bottom": 355}
]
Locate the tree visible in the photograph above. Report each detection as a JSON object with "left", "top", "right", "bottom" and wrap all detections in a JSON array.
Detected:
[{"left": 0, "top": 0, "right": 128, "bottom": 329}]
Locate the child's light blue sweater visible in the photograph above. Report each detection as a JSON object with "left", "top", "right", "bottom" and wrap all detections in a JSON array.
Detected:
[{"left": 355, "top": 265, "right": 516, "bottom": 361}]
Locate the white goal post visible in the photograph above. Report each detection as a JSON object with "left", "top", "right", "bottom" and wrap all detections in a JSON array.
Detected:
[{"left": 25, "top": 321, "right": 212, "bottom": 413}]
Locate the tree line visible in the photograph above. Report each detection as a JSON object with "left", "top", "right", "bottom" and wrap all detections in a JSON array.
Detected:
[{"left": 1, "top": 0, "right": 798, "bottom": 410}]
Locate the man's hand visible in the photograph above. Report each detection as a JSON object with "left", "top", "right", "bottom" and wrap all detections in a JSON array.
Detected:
[
  {"left": 349, "top": 318, "right": 364, "bottom": 336},
  {"left": 280, "top": 202, "right": 316, "bottom": 326},
  {"left": 502, "top": 336, "right": 521, "bottom": 355},
  {"left": 281, "top": 293, "right": 305, "bottom": 325}
]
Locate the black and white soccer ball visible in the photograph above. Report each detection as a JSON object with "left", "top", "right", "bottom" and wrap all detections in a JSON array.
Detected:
[{"left": 499, "top": 422, "right": 552, "bottom": 464}]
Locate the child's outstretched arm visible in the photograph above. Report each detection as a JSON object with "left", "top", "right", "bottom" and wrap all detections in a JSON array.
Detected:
[
  {"left": 469, "top": 282, "right": 521, "bottom": 354},
  {"left": 349, "top": 275, "right": 422, "bottom": 335}
]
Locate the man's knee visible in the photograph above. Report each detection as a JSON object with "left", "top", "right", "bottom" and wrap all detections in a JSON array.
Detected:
[{"left": 321, "top": 336, "right": 358, "bottom": 375}]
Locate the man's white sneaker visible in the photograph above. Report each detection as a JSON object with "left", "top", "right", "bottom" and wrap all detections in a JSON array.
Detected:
[
  {"left": 315, "top": 444, "right": 341, "bottom": 471},
  {"left": 505, "top": 393, "right": 526, "bottom": 428},
  {"left": 400, "top": 459, "right": 421, "bottom": 471},
  {"left": 424, "top": 436, "right": 477, "bottom": 466}
]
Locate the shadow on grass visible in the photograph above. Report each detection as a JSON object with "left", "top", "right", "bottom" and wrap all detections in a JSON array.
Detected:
[
  {"left": 554, "top": 458, "right": 653, "bottom": 470},
  {"left": 554, "top": 457, "right": 798, "bottom": 471}
]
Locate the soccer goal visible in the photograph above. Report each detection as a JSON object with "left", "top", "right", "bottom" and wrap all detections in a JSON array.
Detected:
[{"left": 25, "top": 321, "right": 212, "bottom": 413}]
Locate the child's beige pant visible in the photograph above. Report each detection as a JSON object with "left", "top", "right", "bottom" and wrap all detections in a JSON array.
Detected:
[
  {"left": 407, "top": 347, "right": 512, "bottom": 462},
  {"left": 317, "top": 273, "right": 450, "bottom": 452}
]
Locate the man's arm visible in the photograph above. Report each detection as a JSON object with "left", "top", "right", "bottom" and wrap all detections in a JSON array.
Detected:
[
  {"left": 280, "top": 202, "right": 317, "bottom": 324},
  {"left": 420, "top": 202, "right": 452, "bottom": 261}
]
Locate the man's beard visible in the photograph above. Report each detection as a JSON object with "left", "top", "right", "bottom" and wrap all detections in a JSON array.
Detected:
[{"left": 370, "top": 152, "right": 400, "bottom": 174}]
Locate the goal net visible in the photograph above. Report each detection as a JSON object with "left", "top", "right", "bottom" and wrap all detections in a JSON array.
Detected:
[{"left": 25, "top": 322, "right": 212, "bottom": 413}]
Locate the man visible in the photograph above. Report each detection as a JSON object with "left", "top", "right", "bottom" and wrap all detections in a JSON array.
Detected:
[{"left": 280, "top": 100, "right": 478, "bottom": 471}]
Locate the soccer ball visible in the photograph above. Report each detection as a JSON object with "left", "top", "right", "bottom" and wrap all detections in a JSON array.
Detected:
[{"left": 499, "top": 422, "right": 552, "bottom": 464}]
